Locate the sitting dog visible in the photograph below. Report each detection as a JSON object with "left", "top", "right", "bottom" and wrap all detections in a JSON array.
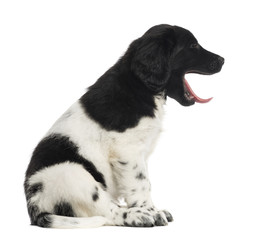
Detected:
[{"left": 24, "top": 24, "right": 224, "bottom": 228}]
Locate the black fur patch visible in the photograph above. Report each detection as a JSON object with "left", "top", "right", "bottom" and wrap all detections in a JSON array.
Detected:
[
  {"left": 54, "top": 201, "right": 75, "bottom": 217},
  {"left": 79, "top": 28, "right": 176, "bottom": 133},
  {"left": 136, "top": 172, "right": 146, "bottom": 180},
  {"left": 36, "top": 213, "right": 52, "bottom": 228},
  {"left": 25, "top": 134, "right": 107, "bottom": 188},
  {"left": 92, "top": 186, "right": 99, "bottom": 201},
  {"left": 27, "top": 204, "right": 40, "bottom": 225},
  {"left": 92, "top": 192, "right": 99, "bottom": 201},
  {"left": 80, "top": 72, "right": 157, "bottom": 132},
  {"left": 27, "top": 203, "right": 52, "bottom": 228},
  {"left": 25, "top": 182, "right": 43, "bottom": 201}
]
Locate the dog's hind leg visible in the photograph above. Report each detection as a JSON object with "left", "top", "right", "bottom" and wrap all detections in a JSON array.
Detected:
[{"left": 25, "top": 162, "right": 156, "bottom": 228}]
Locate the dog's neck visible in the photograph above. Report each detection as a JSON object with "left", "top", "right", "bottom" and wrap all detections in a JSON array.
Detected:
[{"left": 154, "top": 93, "right": 166, "bottom": 121}]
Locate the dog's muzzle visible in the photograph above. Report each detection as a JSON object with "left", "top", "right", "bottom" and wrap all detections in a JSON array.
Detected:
[
  {"left": 183, "top": 56, "right": 225, "bottom": 104},
  {"left": 208, "top": 56, "right": 225, "bottom": 72}
]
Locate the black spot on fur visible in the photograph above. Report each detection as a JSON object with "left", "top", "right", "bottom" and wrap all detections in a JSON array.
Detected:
[
  {"left": 123, "top": 212, "right": 127, "bottom": 219},
  {"left": 54, "top": 201, "right": 75, "bottom": 217},
  {"left": 92, "top": 186, "right": 99, "bottom": 201},
  {"left": 92, "top": 192, "right": 99, "bottom": 202},
  {"left": 25, "top": 134, "right": 107, "bottom": 189},
  {"left": 136, "top": 172, "right": 146, "bottom": 180}
]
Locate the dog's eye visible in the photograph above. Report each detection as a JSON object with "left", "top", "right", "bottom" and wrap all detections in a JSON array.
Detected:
[{"left": 190, "top": 43, "right": 198, "bottom": 49}]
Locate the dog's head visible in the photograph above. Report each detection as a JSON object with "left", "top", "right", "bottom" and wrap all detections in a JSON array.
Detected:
[{"left": 130, "top": 24, "right": 224, "bottom": 106}]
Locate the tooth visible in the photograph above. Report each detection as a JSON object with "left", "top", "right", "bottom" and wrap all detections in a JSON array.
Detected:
[{"left": 184, "top": 92, "right": 194, "bottom": 101}]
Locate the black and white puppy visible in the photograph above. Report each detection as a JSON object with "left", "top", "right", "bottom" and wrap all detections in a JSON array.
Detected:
[{"left": 24, "top": 24, "right": 224, "bottom": 228}]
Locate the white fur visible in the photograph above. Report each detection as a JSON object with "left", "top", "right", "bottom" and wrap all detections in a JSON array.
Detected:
[{"left": 50, "top": 215, "right": 109, "bottom": 229}]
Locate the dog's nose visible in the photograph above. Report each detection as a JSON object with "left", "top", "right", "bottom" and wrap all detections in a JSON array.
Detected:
[
  {"left": 218, "top": 56, "right": 225, "bottom": 65},
  {"left": 208, "top": 56, "right": 224, "bottom": 72}
]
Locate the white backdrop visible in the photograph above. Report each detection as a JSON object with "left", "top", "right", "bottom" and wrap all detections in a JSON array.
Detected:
[{"left": 0, "top": 0, "right": 272, "bottom": 239}]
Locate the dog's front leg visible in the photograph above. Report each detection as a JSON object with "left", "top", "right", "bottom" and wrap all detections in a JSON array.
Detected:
[
  {"left": 112, "top": 157, "right": 173, "bottom": 226},
  {"left": 121, "top": 158, "right": 152, "bottom": 208}
]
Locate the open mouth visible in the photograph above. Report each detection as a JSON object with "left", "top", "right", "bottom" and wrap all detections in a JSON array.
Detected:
[{"left": 183, "top": 73, "right": 213, "bottom": 104}]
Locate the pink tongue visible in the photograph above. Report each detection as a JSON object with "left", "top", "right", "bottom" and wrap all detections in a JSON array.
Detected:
[{"left": 184, "top": 78, "right": 213, "bottom": 103}]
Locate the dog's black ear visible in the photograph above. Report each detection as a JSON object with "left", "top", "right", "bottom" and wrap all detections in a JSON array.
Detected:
[{"left": 131, "top": 29, "right": 175, "bottom": 92}]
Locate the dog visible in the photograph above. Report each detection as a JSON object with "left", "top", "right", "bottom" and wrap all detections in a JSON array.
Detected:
[{"left": 24, "top": 24, "right": 224, "bottom": 228}]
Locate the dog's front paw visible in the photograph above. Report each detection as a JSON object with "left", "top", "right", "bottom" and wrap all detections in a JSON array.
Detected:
[
  {"left": 153, "top": 211, "right": 168, "bottom": 226},
  {"left": 121, "top": 206, "right": 173, "bottom": 227},
  {"left": 148, "top": 208, "right": 173, "bottom": 226},
  {"left": 123, "top": 207, "right": 155, "bottom": 227},
  {"left": 162, "top": 209, "right": 173, "bottom": 222}
]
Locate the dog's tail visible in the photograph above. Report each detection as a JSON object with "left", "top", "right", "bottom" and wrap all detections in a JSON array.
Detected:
[{"left": 34, "top": 213, "right": 111, "bottom": 228}]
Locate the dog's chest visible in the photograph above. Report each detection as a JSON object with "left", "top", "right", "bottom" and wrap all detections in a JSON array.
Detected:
[{"left": 108, "top": 97, "right": 165, "bottom": 161}]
